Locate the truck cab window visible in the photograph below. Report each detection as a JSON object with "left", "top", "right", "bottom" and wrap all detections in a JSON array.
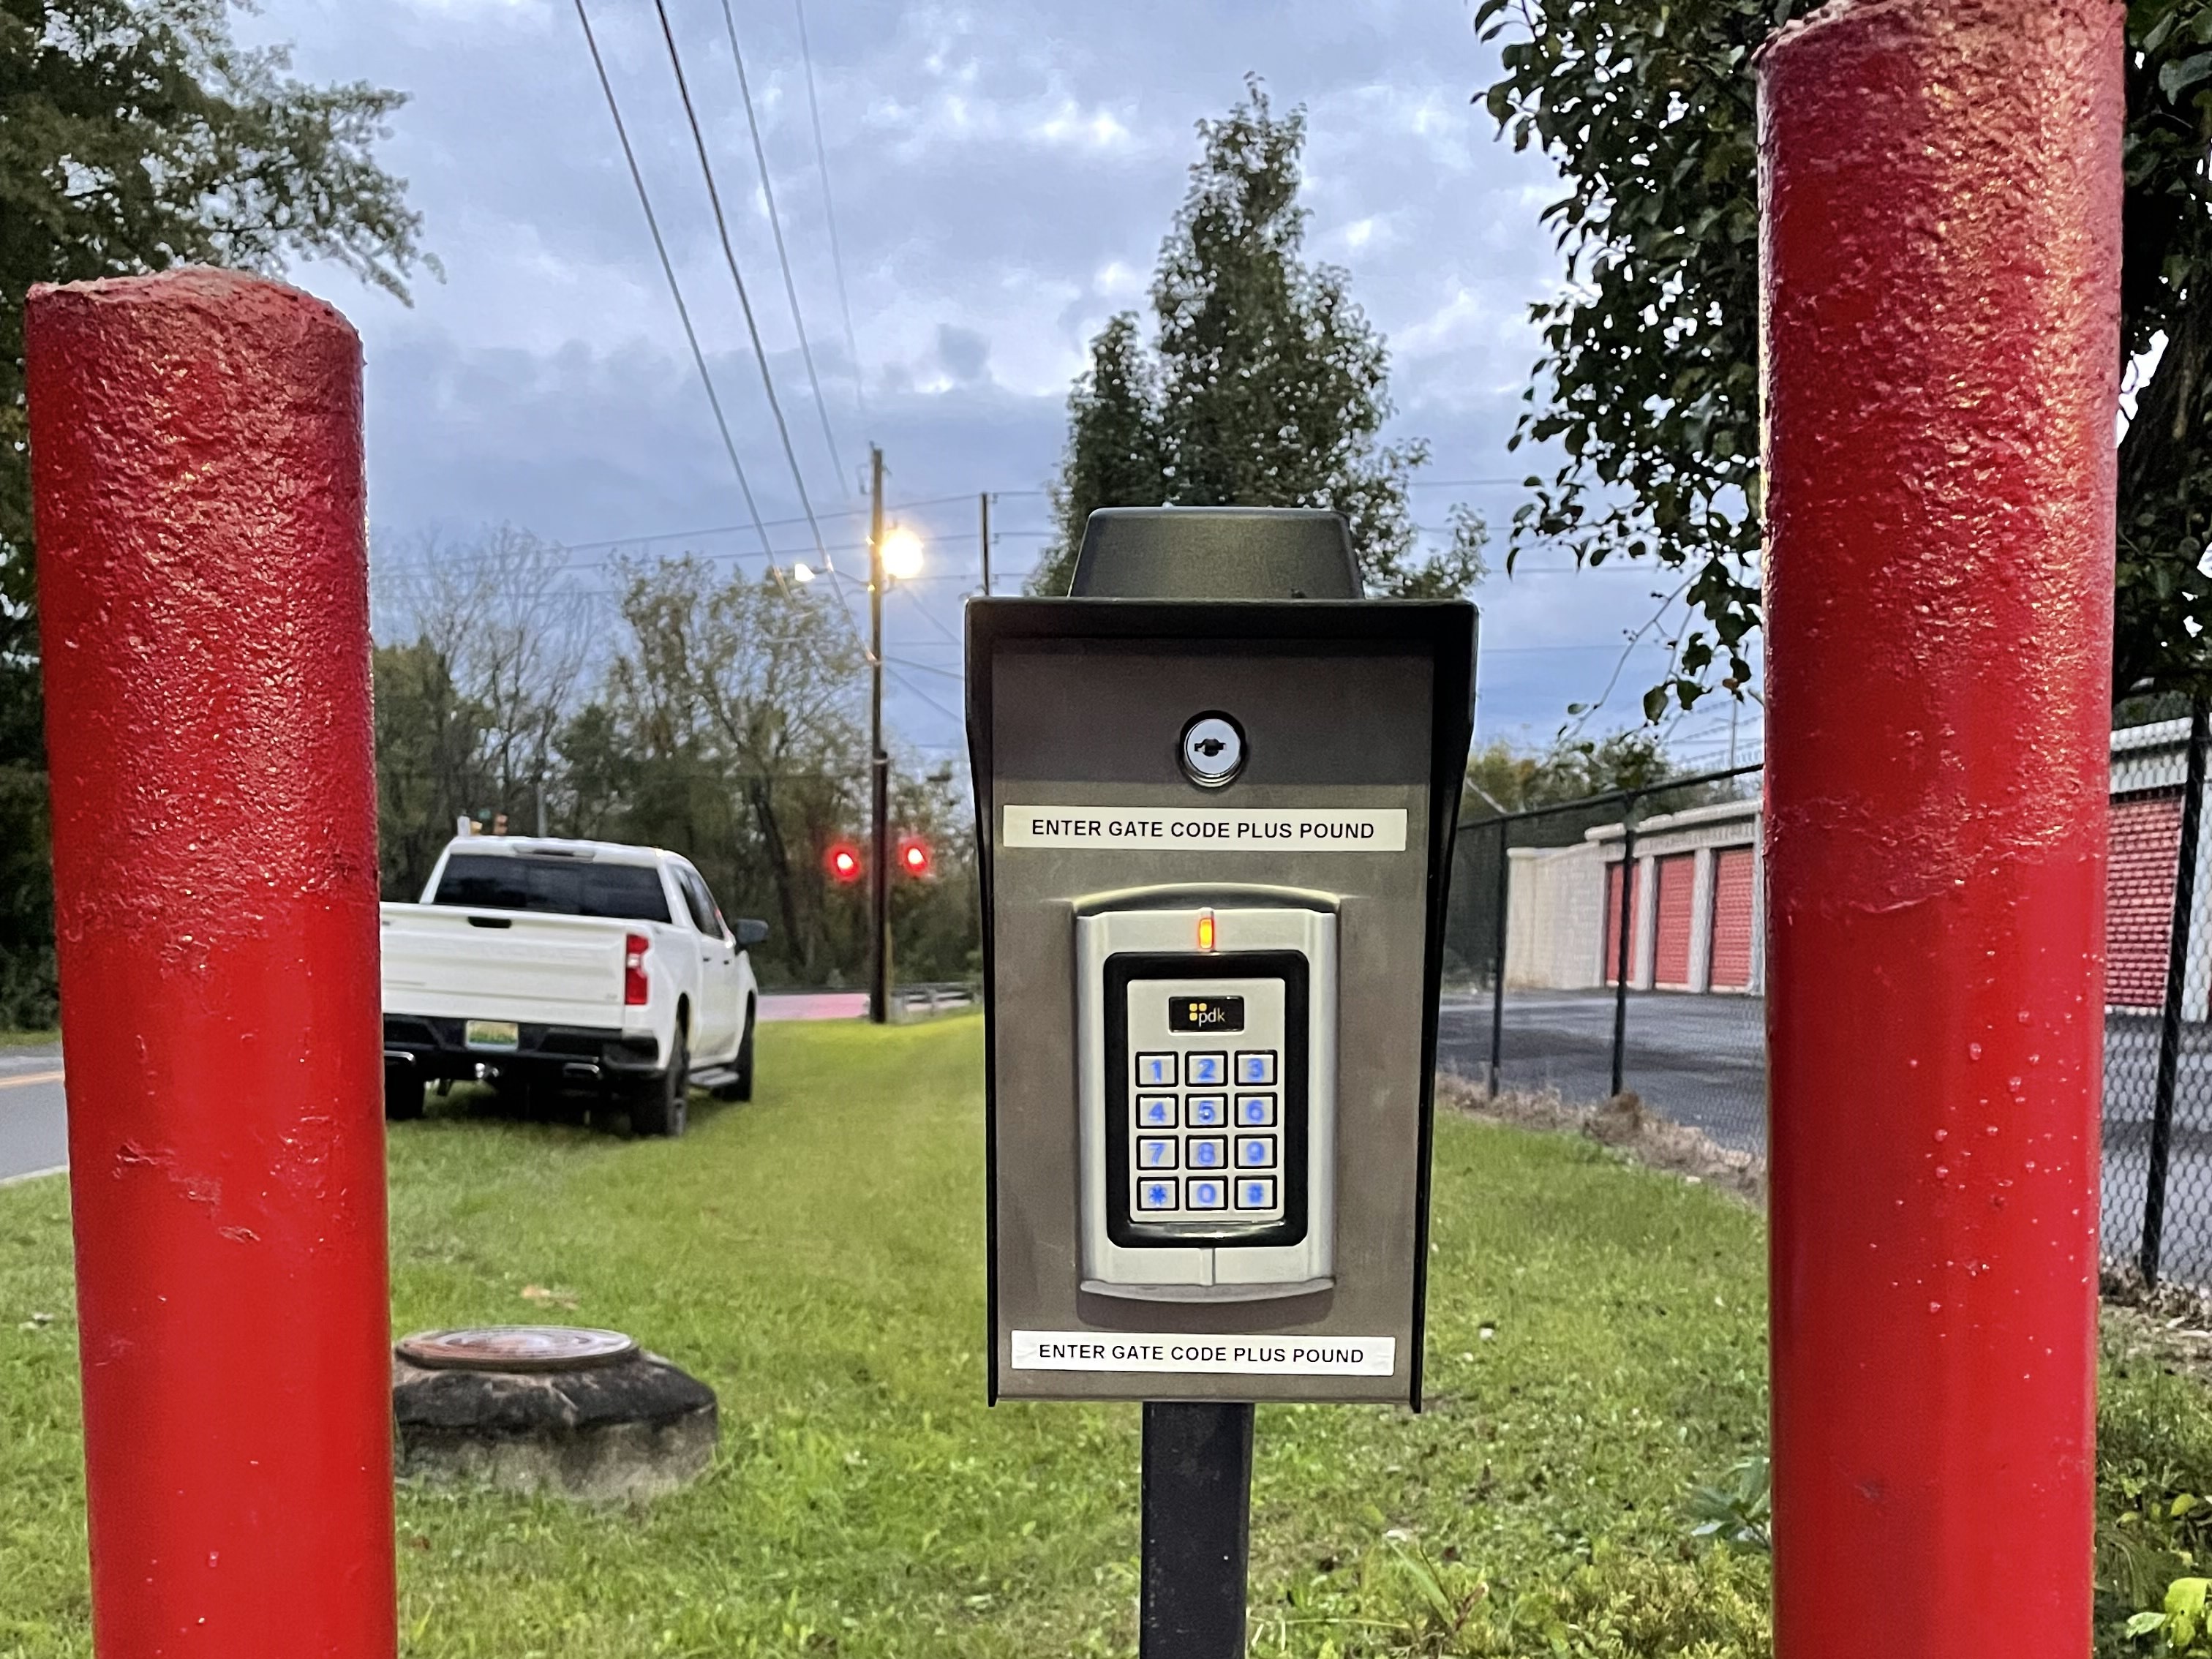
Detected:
[{"left": 432, "top": 853, "right": 672, "bottom": 924}]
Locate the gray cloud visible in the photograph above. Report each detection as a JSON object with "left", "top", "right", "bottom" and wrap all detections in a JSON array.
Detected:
[{"left": 247, "top": 0, "right": 1750, "bottom": 761}]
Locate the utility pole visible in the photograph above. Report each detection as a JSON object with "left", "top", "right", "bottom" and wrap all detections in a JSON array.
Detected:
[
  {"left": 869, "top": 445, "right": 890, "bottom": 1025},
  {"left": 979, "top": 492, "right": 993, "bottom": 596}
]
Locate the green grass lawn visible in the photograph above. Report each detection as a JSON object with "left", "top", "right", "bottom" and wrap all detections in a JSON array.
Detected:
[
  {"left": 0, "top": 1015, "right": 2208, "bottom": 1655},
  {"left": 0, "top": 1028, "right": 59, "bottom": 1049}
]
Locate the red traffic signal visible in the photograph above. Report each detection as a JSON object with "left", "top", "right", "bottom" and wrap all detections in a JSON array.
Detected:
[
  {"left": 825, "top": 842, "right": 863, "bottom": 884},
  {"left": 898, "top": 837, "right": 933, "bottom": 879}
]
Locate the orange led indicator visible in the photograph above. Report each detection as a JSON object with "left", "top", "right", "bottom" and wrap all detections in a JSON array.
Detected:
[{"left": 1197, "top": 910, "right": 1216, "bottom": 951}]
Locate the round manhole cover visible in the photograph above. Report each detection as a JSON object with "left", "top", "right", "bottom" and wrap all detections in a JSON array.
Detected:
[{"left": 396, "top": 1325, "right": 639, "bottom": 1373}]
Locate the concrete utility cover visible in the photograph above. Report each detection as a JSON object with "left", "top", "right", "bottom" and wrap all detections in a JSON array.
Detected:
[
  {"left": 397, "top": 1325, "right": 638, "bottom": 1372},
  {"left": 393, "top": 1326, "right": 716, "bottom": 1502}
]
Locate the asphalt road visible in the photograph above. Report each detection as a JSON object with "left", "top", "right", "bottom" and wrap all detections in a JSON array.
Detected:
[
  {"left": 1437, "top": 989, "right": 1769, "bottom": 1150},
  {"left": 1437, "top": 990, "right": 2212, "bottom": 1288},
  {"left": 0, "top": 1045, "right": 66, "bottom": 1186}
]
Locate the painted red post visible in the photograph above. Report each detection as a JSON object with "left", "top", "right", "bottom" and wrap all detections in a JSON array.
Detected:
[
  {"left": 26, "top": 269, "right": 394, "bottom": 1656},
  {"left": 1759, "top": 4, "right": 2123, "bottom": 1654}
]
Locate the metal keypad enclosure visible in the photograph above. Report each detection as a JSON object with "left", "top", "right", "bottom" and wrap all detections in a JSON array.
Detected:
[{"left": 969, "top": 595, "right": 1475, "bottom": 1407}]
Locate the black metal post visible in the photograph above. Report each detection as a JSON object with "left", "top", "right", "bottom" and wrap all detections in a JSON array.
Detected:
[
  {"left": 1610, "top": 810, "right": 1638, "bottom": 1098},
  {"left": 868, "top": 445, "right": 890, "bottom": 1026},
  {"left": 1140, "top": 1402, "right": 1254, "bottom": 1659},
  {"left": 1489, "top": 817, "right": 1509, "bottom": 1097},
  {"left": 2143, "top": 696, "right": 2210, "bottom": 1286}
]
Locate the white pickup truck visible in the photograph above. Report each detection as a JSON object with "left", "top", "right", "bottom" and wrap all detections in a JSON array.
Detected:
[{"left": 380, "top": 837, "right": 764, "bottom": 1136}]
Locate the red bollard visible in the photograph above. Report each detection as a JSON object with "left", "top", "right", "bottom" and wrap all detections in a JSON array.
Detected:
[
  {"left": 1759, "top": 4, "right": 2123, "bottom": 1653},
  {"left": 26, "top": 269, "right": 394, "bottom": 1655}
]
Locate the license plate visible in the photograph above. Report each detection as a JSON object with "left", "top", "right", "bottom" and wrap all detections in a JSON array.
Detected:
[{"left": 464, "top": 1020, "right": 521, "bottom": 1052}]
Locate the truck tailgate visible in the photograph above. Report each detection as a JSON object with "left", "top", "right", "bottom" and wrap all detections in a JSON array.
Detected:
[{"left": 380, "top": 904, "right": 629, "bottom": 1027}]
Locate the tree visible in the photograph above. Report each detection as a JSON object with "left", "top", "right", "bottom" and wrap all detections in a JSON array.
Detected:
[
  {"left": 385, "top": 526, "right": 590, "bottom": 832},
  {"left": 1041, "top": 313, "right": 1164, "bottom": 581},
  {"left": 371, "top": 639, "right": 484, "bottom": 900},
  {"left": 1476, "top": 0, "right": 2212, "bottom": 712},
  {"left": 1, "top": 0, "right": 430, "bottom": 1020},
  {"left": 607, "top": 558, "right": 869, "bottom": 980},
  {"left": 1031, "top": 79, "right": 1485, "bottom": 598}
]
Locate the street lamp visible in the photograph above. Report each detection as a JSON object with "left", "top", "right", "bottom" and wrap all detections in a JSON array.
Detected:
[
  {"left": 882, "top": 526, "right": 924, "bottom": 582},
  {"left": 865, "top": 452, "right": 923, "bottom": 1023}
]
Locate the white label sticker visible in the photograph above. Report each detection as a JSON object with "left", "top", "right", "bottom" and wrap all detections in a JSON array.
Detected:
[
  {"left": 1002, "top": 806, "right": 1406, "bottom": 853},
  {"left": 1010, "top": 1330, "right": 1397, "bottom": 1377}
]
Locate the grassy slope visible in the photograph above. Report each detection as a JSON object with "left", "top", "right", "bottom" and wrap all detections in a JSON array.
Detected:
[
  {"left": 0, "top": 1016, "right": 2196, "bottom": 1655},
  {"left": 0, "top": 1029, "right": 59, "bottom": 1050}
]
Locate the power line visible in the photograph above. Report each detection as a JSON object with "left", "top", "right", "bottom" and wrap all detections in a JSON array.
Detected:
[
  {"left": 571, "top": 0, "right": 782, "bottom": 582},
  {"left": 652, "top": 0, "right": 866, "bottom": 653},
  {"left": 885, "top": 663, "right": 965, "bottom": 726},
  {"left": 792, "top": 0, "right": 866, "bottom": 426},
  {"left": 718, "top": 0, "right": 847, "bottom": 490}
]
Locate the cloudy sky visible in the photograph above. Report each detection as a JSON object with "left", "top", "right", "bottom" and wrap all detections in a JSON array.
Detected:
[{"left": 243, "top": 0, "right": 1761, "bottom": 772}]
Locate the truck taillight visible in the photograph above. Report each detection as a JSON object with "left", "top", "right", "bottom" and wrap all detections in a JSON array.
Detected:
[{"left": 624, "top": 933, "right": 650, "bottom": 1006}]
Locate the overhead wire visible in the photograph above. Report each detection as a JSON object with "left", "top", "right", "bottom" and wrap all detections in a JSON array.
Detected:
[
  {"left": 791, "top": 0, "right": 867, "bottom": 426},
  {"left": 717, "top": 0, "right": 848, "bottom": 490},
  {"left": 650, "top": 0, "right": 869, "bottom": 655},
  {"left": 571, "top": 0, "right": 785, "bottom": 590}
]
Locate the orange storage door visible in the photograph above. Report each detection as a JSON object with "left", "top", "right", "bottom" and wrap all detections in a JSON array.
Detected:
[
  {"left": 2107, "top": 794, "right": 2184, "bottom": 1009},
  {"left": 1709, "top": 847, "right": 1756, "bottom": 990},
  {"left": 1603, "top": 860, "right": 1636, "bottom": 985},
  {"left": 1652, "top": 853, "right": 1696, "bottom": 988}
]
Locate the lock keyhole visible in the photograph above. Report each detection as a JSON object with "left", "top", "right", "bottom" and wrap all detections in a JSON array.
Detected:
[{"left": 1180, "top": 713, "right": 1247, "bottom": 789}]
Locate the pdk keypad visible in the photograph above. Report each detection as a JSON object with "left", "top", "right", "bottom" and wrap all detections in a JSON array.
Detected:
[{"left": 1126, "top": 986, "right": 1286, "bottom": 1226}]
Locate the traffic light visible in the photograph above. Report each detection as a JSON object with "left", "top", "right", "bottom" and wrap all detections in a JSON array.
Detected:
[
  {"left": 898, "top": 836, "right": 933, "bottom": 879},
  {"left": 825, "top": 841, "right": 863, "bottom": 884}
]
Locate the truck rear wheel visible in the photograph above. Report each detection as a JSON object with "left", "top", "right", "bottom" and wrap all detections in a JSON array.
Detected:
[
  {"left": 631, "top": 1029, "right": 688, "bottom": 1138},
  {"left": 715, "top": 1002, "right": 756, "bottom": 1102},
  {"left": 385, "top": 1062, "right": 424, "bottom": 1122}
]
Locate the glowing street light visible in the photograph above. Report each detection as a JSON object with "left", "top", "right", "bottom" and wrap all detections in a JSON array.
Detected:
[
  {"left": 791, "top": 561, "right": 818, "bottom": 584},
  {"left": 881, "top": 525, "right": 925, "bottom": 582}
]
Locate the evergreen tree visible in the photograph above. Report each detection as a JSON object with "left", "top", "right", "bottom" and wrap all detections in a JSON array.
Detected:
[
  {"left": 1035, "top": 313, "right": 1163, "bottom": 592},
  {"left": 1032, "top": 79, "right": 1482, "bottom": 598}
]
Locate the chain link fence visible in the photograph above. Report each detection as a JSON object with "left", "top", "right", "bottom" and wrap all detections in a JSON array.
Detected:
[{"left": 1440, "top": 707, "right": 2212, "bottom": 1295}]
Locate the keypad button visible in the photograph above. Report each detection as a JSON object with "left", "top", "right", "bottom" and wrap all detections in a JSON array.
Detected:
[
  {"left": 1185, "top": 1096, "right": 1227, "bottom": 1128},
  {"left": 1184, "top": 1053, "right": 1227, "bottom": 1087},
  {"left": 1235, "top": 1178, "right": 1276, "bottom": 1211},
  {"left": 1187, "top": 1137, "right": 1227, "bottom": 1170},
  {"left": 1138, "top": 1137, "right": 1178, "bottom": 1170},
  {"left": 1186, "top": 1178, "right": 1227, "bottom": 1210},
  {"left": 1137, "top": 1095, "right": 1178, "bottom": 1129},
  {"left": 1233, "top": 1094, "right": 1276, "bottom": 1127},
  {"left": 1235, "top": 1135, "right": 1276, "bottom": 1169},
  {"left": 1136, "top": 1053, "right": 1177, "bottom": 1088},
  {"left": 1137, "top": 1179, "right": 1178, "bottom": 1211},
  {"left": 1235, "top": 1051, "right": 1276, "bottom": 1086}
]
